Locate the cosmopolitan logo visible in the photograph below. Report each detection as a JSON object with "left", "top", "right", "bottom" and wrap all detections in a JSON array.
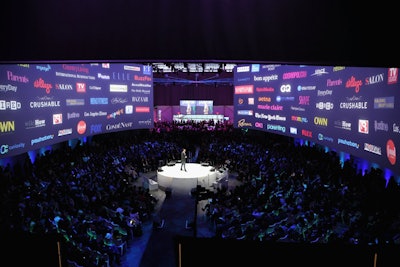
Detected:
[
  {"left": 90, "top": 98, "right": 108, "bottom": 104},
  {"left": 237, "top": 110, "right": 253, "bottom": 116},
  {"left": 282, "top": 71, "right": 307, "bottom": 79},
  {"left": 90, "top": 124, "right": 102, "bottom": 134},
  {"left": 31, "top": 134, "right": 54, "bottom": 145},
  {"left": 334, "top": 120, "right": 351, "bottom": 131},
  {"left": 105, "top": 121, "right": 134, "bottom": 131},
  {"left": 0, "top": 84, "right": 17, "bottom": 92},
  {"left": 66, "top": 99, "right": 85, "bottom": 106},
  {"left": 297, "top": 85, "right": 316, "bottom": 91},
  {"left": 36, "top": 64, "right": 51, "bottom": 72},
  {"left": 236, "top": 66, "right": 250, "bottom": 72},
  {"left": 0, "top": 121, "right": 15, "bottom": 133},
  {"left": 237, "top": 119, "right": 252, "bottom": 127},
  {"left": 25, "top": 119, "right": 45, "bottom": 129},
  {"left": 234, "top": 85, "right": 253, "bottom": 94},
  {"left": 338, "top": 138, "right": 359, "bottom": 149},
  {"left": 34, "top": 78, "right": 52, "bottom": 94},
  {"left": 256, "top": 87, "right": 275, "bottom": 92},
  {"left": 97, "top": 73, "right": 110, "bottom": 80},
  {"left": 299, "top": 96, "right": 310, "bottom": 105},
  {"left": 267, "top": 124, "right": 286, "bottom": 133},
  {"left": 58, "top": 128, "right": 73, "bottom": 137},
  {"left": 291, "top": 116, "right": 308, "bottom": 123},
  {"left": 311, "top": 68, "right": 328, "bottom": 76},
  {"left": 67, "top": 112, "right": 80, "bottom": 119},
  {"left": 387, "top": 68, "right": 398, "bottom": 85},
  {"left": 314, "top": 117, "right": 328, "bottom": 127},
  {"left": 301, "top": 129, "right": 312, "bottom": 138},
  {"left": 55, "top": 83, "right": 73, "bottom": 90},
  {"left": 364, "top": 143, "right": 382, "bottom": 155},
  {"left": 258, "top": 97, "right": 271, "bottom": 102},
  {"left": 358, "top": 119, "right": 368, "bottom": 134},
  {"left": 132, "top": 96, "right": 149, "bottom": 102},
  {"left": 134, "top": 75, "right": 151, "bottom": 82},
  {"left": 374, "top": 97, "right": 394, "bottom": 109},
  {"left": 365, "top": 73, "right": 384, "bottom": 85},
  {"left": 276, "top": 96, "right": 295, "bottom": 102},
  {"left": 0, "top": 100, "right": 21, "bottom": 110},
  {"left": 316, "top": 102, "right": 334, "bottom": 110},
  {"left": 327, "top": 78, "right": 342, "bottom": 87},
  {"left": 255, "top": 113, "right": 286, "bottom": 121},
  {"left": 386, "top": 139, "right": 396, "bottom": 165},
  {"left": 374, "top": 120, "right": 388, "bottom": 132},
  {"left": 317, "top": 133, "right": 334, "bottom": 142},
  {"left": 317, "top": 90, "right": 333, "bottom": 96},
  {"left": 255, "top": 122, "right": 263, "bottom": 128},
  {"left": 290, "top": 127, "right": 297, "bottom": 135},
  {"left": 345, "top": 76, "right": 363, "bottom": 93},
  {"left": 257, "top": 104, "right": 283, "bottom": 111},
  {"left": 7, "top": 71, "right": 29, "bottom": 83},
  {"left": 253, "top": 74, "right": 278, "bottom": 82},
  {"left": 136, "top": 106, "right": 150, "bottom": 113},
  {"left": 111, "top": 97, "right": 128, "bottom": 104}
]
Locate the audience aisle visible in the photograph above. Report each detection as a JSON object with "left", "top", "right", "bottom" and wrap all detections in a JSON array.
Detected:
[{"left": 119, "top": 172, "right": 240, "bottom": 267}]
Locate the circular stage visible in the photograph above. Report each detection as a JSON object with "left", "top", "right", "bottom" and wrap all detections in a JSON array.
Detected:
[{"left": 156, "top": 163, "right": 228, "bottom": 193}]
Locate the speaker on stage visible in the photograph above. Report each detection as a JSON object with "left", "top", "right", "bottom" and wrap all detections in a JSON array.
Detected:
[{"left": 157, "top": 167, "right": 163, "bottom": 172}]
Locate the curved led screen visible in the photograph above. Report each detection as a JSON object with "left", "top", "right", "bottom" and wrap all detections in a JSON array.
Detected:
[
  {"left": 233, "top": 64, "right": 399, "bottom": 176},
  {"left": 0, "top": 62, "right": 153, "bottom": 159}
]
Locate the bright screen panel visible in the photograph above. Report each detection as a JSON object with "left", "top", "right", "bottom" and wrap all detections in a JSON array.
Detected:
[
  {"left": 0, "top": 62, "right": 153, "bottom": 159},
  {"left": 233, "top": 64, "right": 399, "bottom": 176}
]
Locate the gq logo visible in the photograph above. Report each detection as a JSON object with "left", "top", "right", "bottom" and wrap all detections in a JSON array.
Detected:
[{"left": 280, "top": 84, "right": 291, "bottom": 93}]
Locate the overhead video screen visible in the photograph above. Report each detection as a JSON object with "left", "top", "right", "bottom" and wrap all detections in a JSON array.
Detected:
[
  {"left": 233, "top": 64, "right": 399, "bottom": 176},
  {"left": 0, "top": 62, "right": 153, "bottom": 159}
]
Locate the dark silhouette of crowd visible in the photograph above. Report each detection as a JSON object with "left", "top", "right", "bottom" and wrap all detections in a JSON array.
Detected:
[{"left": 1, "top": 119, "right": 400, "bottom": 266}]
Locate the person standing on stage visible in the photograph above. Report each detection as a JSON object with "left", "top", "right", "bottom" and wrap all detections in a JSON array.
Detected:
[{"left": 181, "top": 148, "right": 187, "bottom": 171}]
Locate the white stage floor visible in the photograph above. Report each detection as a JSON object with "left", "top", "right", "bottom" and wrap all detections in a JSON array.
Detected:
[{"left": 156, "top": 163, "right": 228, "bottom": 193}]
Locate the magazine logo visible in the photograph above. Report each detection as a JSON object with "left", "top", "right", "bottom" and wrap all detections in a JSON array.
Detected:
[
  {"left": 30, "top": 96, "right": 61, "bottom": 108},
  {"left": 66, "top": 99, "right": 85, "bottom": 106},
  {"left": 374, "top": 120, "right": 388, "bottom": 132},
  {"left": 67, "top": 112, "right": 80, "bottom": 120},
  {"left": 255, "top": 122, "right": 263, "bottom": 128},
  {"left": 236, "top": 66, "right": 250, "bottom": 73},
  {"left": 77, "top": 120, "right": 87, "bottom": 135},
  {"left": 290, "top": 127, "right": 297, "bottom": 135},
  {"left": 105, "top": 121, "right": 134, "bottom": 131},
  {"left": 364, "top": 143, "right": 382, "bottom": 155},
  {"left": 237, "top": 119, "right": 252, "bottom": 127},
  {"left": 7, "top": 71, "right": 29, "bottom": 83},
  {"left": 315, "top": 102, "right": 333, "bottom": 110},
  {"left": 234, "top": 85, "right": 254, "bottom": 94},
  {"left": 110, "top": 84, "right": 128, "bottom": 93},
  {"left": 237, "top": 110, "right": 253, "bottom": 116},
  {"left": 76, "top": 82, "right": 86, "bottom": 93},
  {"left": 340, "top": 95, "right": 367, "bottom": 109},
  {"left": 386, "top": 139, "right": 396, "bottom": 165},
  {"left": 0, "top": 84, "right": 17, "bottom": 93},
  {"left": 326, "top": 78, "right": 342, "bottom": 87},
  {"left": 334, "top": 120, "right": 351, "bottom": 131},
  {"left": 143, "top": 65, "right": 152, "bottom": 75},
  {"left": 358, "top": 119, "right": 368, "bottom": 134},
  {"left": 374, "top": 97, "right": 394, "bottom": 109},
  {"left": 90, "top": 124, "right": 102, "bottom": 134},
  {"left": 345, "top": 76, "right": 363, "bottom": 93},
  {"left": 25, "top": 119, "right": 45, "bottom": 129},
  {"left": 97, "top": 73, "right": 110, "bottom": 80},
  {"left": 317, "top": 133, "right": 333, "bottom": 142},
  {"left": 58, "top": 128, "right": 73, "bottom": 137},
  {"left": 388, "top": 68, "right": 398, "bottom": 84},
  {"left": 254, "top": 74, "right": 278, "bottom": 82},
  {"left": 258, "top": 97, "right": 271, "bottom": 102},
  {"left": 365, "top": 73, "right": 384, "bottom": 85},
  {"left": 311, "top": 68, "right": 328, "bottom": 76},
  {"left": 90, "top": 98, "right": 108, "bottom": 105},
  {"left": 34, "top": 78, "right": 53, "bottom": 94},
  {"left": 55, "top": 83, "right": 73, "bottom": 91},
  {"left": 132, "top": 96, "right": 149, "bottom": 103},
  {"left": 314, "top": 117, "right": 328, "bottom": 127},
  {"left": 0, "top": 121, "right": 15, "bottom": 133},
  {"left": 53, "top": 114, "right": 63, "bottom": 125},
  {"left": 280, "top": 84, "right": 291, "bottom": 93},
  {"left": 317, "top": 90, "right": 333, "bottom": 96},
  {"left": 0, "top": 100, "right": 21, "bottom": 110},
  {"left": 338, "top": 138, "right": 359, "bottom": 149},
  {"left": 125, "top": 105, "right": 133, "bottom": 114}
]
